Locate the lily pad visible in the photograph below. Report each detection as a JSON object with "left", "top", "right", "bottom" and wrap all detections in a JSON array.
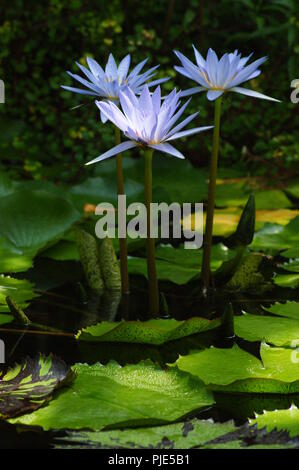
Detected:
[
  {"left": 274, "top": 273, "right": 299, "bottom": 289},
  {"left": 281, "top": 247, "right": 299, "bottom": 258},
  {"left": 254, "top": 190, "right": 292, "bottom": 210},
  {"left": 251, "top": 216, "right": 299, "bottom": 254},
  {"left": 264, "top": 301, "right": 299, "bottom": 321},
  {"left": 55, "top": 418, "right": 235, "bottom": 449},
  {"left": 173, "top": 343, "right": 299, "bottom": 394},
  {"left": 234, "top": 313, "right": 299, "bottom": 347},
  {"left": 70, "top": 176, "right": 144, "bottom": 211},
  {"left": 285, "top": 180, "right": 299, "bottom": 200},
  {"left": 10, "top": 361, "right": 214, "bottom": 431},
  {"left": 250, "top": 405, "right": 299, "bottom": 438},
  {"left": 76, "top": 317, "right": 220, "bottom": 345},
  {"left": 128, "top": 244, "right": 236, "bottom": 285},
  {"left": 41, "top": 240, "right": 80, "bottom": 261},
  {"left": 0, "top": 190, "right": 80, "bottom": 255},
  {"left": 182, "top": 209, "right": 299, "bottom": 238},
  {"left": 279, "top": 259, "right": 299, "bottom": 273},
  {"left": 0, "top": 313, "right": 13, "bottom": 326},
  {"left": 0, "top": 276, "right": 38, "bottom": 312},
  {"left": 0, "top": 355, "right": 72, "bottom": 419},
  {"left": 0, "top": 237, "right": 34, "bottom": 273}
]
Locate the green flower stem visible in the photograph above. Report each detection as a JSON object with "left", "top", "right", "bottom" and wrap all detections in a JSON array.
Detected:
[
  {"left": 201, "top": 96, "right": 222, "bottom": 291},
  {"left": 144, "top": 148, "right": 159, "bottom": 316},
  {"left": 114, "top": 126, "right": 130, "bottom": 295}
]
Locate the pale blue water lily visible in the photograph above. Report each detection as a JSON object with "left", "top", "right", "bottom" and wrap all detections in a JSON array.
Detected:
[
  {"left": 62, "top": 53, "right": 169, "bottom": 122},
  {"left": 86, "top": 85, "right": 213, "bottom": 165},
  {"left": 174, "top": 46, "right": 280, "bottom": 102}
]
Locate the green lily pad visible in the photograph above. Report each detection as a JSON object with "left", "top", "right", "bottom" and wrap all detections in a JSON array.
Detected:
[
  {"left": 0, "top": 276, "right": 38, "bottom": 312},
  {"left": 76, "top": 317, "right": 220, "bottom": 345},
  {"left": 285, "top": 180, "right": 299, "bottom": 200},
  {"left": 274, "top": 273, "right": 299, "bottom": 289},
  {"left": 251, "top": 216, "right": 299, "bottom": 254},
  {"left": 54, "top": 418, "right": 235, "bottom": 449},
  {"left": 128, "top": 244, "right": 236, "bottom": 285},
  {"left": 234, "top": 313, "right": 299, "bottom": 347},
  {"left": 0, "top": 190, "right": 80, "bottom": 255},
  {"left": 0, "top": 171, "right": 14, "bottom": 197},
  {"left": 215, "top": 182, "right": 248, "bottom": 208},
  {"left": 70, "top": 176, "right": 144, "bottom": 211},
  {"left": 0, "top": 355, "right": 72, "bottom": 419},
  {"left": 10, "top": 361, "right": 214, "bottom": 431},
  {"left": 0, "top": 313, "right": 13, "bottom": 326},
  {"left": 182, "top": 208, "right": 299, "bottom": 238},
  {"left": 281, "top": 247, "right": 299, "bottom": 258},
  {"left": 41, "top": 240, "right": 80, "bottom": 261},
  {"left": 255, "top": 190, "right": 292, "bottom": 210},
  {"left": 264, "top": 301, "right": 299, "bottom": 320},
  {"left": 250, "top": 405, "right": 299, "bottom": 438},
  {"left": 280, "top": 259, "right": 299, "bottom": 273},
  {"left": 0, "top": 237, "right": 34, "bottom": 273},
  {"left": 173, "top": 343, "right": 299, "bottom": 394}
]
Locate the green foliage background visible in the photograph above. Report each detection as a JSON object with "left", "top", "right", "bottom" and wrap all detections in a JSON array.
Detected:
[{"left": 0, "top": 0, "right": 298, "bottom": 184}]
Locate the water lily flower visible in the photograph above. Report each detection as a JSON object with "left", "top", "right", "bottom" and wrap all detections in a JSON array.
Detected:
[
  {"left": 86, "top": 85, "right": 213, "bottom": 165},
  {"left": 174, "top": 45, "right": 280, "bottom": 292},
  {"left": 174, "top": 46, "right": 280, "bottom": 102},
  {"left": 86, "top": 85, "right": 213, "bottom": 315},
  {"left": 62, "top": 53, "right": 169, "bottom": 122}
]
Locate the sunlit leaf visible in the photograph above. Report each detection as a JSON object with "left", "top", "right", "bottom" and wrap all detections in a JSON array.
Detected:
[
  {"left": 0, "top": 276, "right": 38, "bottom": 312},
  {"left": 250, "top": 405, "right": 299, "bottom": 438},
  {"left": 10, "top": 361, "right": 214, "bottom": 431},
  {"left": 274, "top": 273, "right": 299, "bottom": 289},
  {"left": 235, "top": 313, "right": 299, "bottom": 347},
  {"left": 264, "top": 301, "right": 299, "bottom": 320},
  {"left": 173, "top": 343, "right": 299, "bottom": 393},
  {"left": 76, "top": 317, "right": 220, "bottom": 345}
]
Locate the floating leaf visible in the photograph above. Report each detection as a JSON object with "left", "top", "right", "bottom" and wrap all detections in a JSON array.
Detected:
[
  {"left": 182, "top": 209, "right": 299, "bottom": 238},
  {"left": 0, "top": 355, "right": 72, "bottom": 419},
  {"left": 0, "top": 276, "right": 38, "bottom": 313},
  {"left": 0, "top": 190, "right": 80, "bottom": 255},
  {"left": 0, "top": 313, "right": 13, "bottom": 326},
  {"left": 55, "top": 418, "right": 235, "bottom": 449},
  {"left": 70, "top": 176, "right": 144, "bottom": 211},
  {"left": 254, "top": 190, "right": 292, "bottom": 210},
  {"left": 285, "top": 180, "right": 299, "bottom": 200},
  {"left": 0, "top": 236, "right": 34, "bottom": 273},
  {"left": 235, "top": 313, "right": 299, "bottom": 347},
  {"left": 251, "top": 216, "right": 299, "bottom": 254},
  {"left": 274, "top": 273, "right": 299, "bottom": 289},
  {"left": 76, "top": 317, "right": 220, "bottom": 345},
  {"left": 250, "top": 405, "right": 299, "bottom": 438},
  {"left": 10, "top": 361, "right": 214, "bottom": 431},
  {"left": 264, "top": 301, "right": 299, "bottom": 321},
  {"left": 215, "top": 182, "right": 248, "bottom": 208},
  {"left": 280, "top": 259, "right": 299, "bottom": 273},
  {"left": 41, "top": 240, "right": 79, "bottom": 261},
  {"left": 128, "top": 244, "right": 236, "bottom": 285},
  {"left": 173, "top": 343, "right": 299, "bottom": 394},
  {"left": 281, "top": 247, "right": 299, "bottom": 258}
]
